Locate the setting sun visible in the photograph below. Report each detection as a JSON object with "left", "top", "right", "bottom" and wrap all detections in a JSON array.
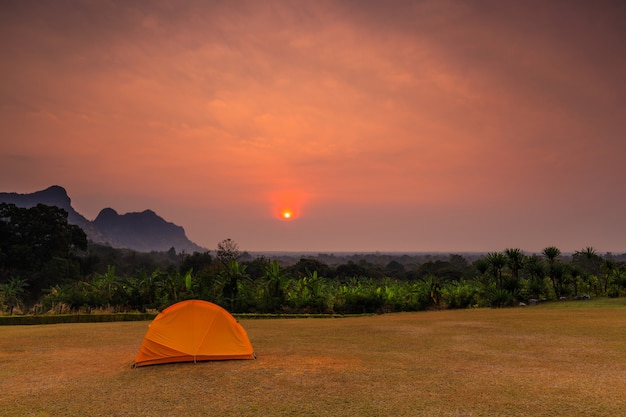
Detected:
[{"left": 270, "top": 190, "right": 308, "bottom": 221}]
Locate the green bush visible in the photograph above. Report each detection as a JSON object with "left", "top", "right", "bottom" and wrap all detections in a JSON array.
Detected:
[
  {"left": 444, "top": 281, "right": 479, "bottom": 309},
  {"left": 488, "top": 288, "right": 516, "bottom": 308}
]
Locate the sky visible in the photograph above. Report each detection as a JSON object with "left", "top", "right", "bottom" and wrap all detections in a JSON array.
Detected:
[{"left": 1, "top": 0, "right": 625, "bottom": 254}]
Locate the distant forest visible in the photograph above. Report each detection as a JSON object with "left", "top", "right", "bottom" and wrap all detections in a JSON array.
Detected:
[{"left": 1, "top": 202, "right": 626, "bottom": 315}]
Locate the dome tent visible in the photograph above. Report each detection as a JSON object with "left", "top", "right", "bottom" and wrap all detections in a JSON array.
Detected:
[{"left": 133, "top": 300, "right": 255, "bottom": 367}]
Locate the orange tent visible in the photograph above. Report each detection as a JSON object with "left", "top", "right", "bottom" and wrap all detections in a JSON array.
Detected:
[{"left": 133, "top": 300, "right": 255, "bottom": 367}]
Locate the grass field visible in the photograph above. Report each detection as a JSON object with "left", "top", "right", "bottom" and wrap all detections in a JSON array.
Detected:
[{"left": 1, "top": 300, "right": 626, "bottom": 416}]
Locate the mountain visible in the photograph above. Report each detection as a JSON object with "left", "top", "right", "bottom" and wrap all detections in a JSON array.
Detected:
[
  {"left": 0, "top": 186, "right": 206, "bottom": 253},
  {"left": 92, "top": 207, "right": 205, "bottom": 253}
]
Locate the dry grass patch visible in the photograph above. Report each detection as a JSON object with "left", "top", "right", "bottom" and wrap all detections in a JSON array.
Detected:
[{"left": 1, "top": 307, "right": 625, "bottom": 416}]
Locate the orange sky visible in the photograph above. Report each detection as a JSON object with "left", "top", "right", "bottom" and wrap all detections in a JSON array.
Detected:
[{"left": 1, "top": 0, "right": 625, "bottom": 253}]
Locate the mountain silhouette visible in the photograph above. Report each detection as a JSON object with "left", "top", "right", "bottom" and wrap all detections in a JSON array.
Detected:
[{"left": 0, "top": 186, "right": 206, "bottom": 253}]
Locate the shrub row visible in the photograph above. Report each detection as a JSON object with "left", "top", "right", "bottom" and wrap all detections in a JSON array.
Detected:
[
  {"left": 0, "top": 311, "right": 368, "bottom": 325},
  {"left": 0, "top": 312, "right": 158, "bottom": 326}
]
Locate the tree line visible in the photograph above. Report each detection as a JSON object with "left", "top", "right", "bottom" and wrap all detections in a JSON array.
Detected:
[{"left": 1, "top": 203, "right": 626, "bottom": 315}]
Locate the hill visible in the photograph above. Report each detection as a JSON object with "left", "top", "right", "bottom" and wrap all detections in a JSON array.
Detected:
[{"left": 0, "top": 186, "right": 206, "bottom": 253}]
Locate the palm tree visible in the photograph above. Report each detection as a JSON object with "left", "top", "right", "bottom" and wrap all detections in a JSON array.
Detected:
[
  {"left": 262, "top": 260, "right": 286, "bottom": 312},
  {"left": 573, "top": 246, "right": 602, "bottom": 277},
  {"left": 568, "top": 264, "right": 583, "bottom": 296},
  {"left": 419, "top": 275, "right": 442, "bottom": 309},
  {"left": 579, "top": 246, "right": 598, "bottom": 260},
  {"left": 542, "top": 246, "right": 561, "bottom": 265},
  {"left": 162, "top": 270, "right": 187, "bottom": 305},
  {"left": 220, "top": 260, "right": 248, "bottom": 311},
  {"left": 609, "top": 267, "right": 626, "bottom": 297},
  {"left": 504, "top": 248, "right": 525, "bottom": 282},
  {"left": 572, "top": 247, "right": 602, "bottom": 296},
  {"left": 137, "top": 269, "right": 164, "bottom": 308},
  {"left": 601, "top": 259, "right": 617, "bottom": 295},
  {"left": 542, "top": 246, "right": 563, "bottom": 298},
  {"left": 99, "top": 265, "right": 120, "bottom": 305},
  {"left": 473, "top": 258, "right": 490, "bottom": 285},
  {"left": 524, "top": 255, "right": 546, "bottom": 298},
  {"left": 553, "top": 263, "right": 569, "bottom": 297},
  {"left": 289, "top": 270, "right": 328, "bottom": 313},
  {"left": 0, "top": 276, "right": 29, "bottom": 314},
  {"left": 486, "top": 252, "right": 507, "bottom": 289}
]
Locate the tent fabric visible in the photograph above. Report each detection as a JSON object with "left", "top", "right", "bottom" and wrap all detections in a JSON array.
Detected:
[{"left": 133, "top": 300, "right": 255, "bottom": 367}]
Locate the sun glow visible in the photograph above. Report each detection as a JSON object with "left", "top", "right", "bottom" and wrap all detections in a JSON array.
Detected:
[
  {"left": 270, "top": 190, "right": 308, "bottom": 221},
  {"left": 275, "top": 206, "right": 298, "bottom": 221}
]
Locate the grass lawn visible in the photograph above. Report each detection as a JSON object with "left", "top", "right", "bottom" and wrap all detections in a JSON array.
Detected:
[{"left": 1, "top": 300, "right": 625, "bottom": 416}]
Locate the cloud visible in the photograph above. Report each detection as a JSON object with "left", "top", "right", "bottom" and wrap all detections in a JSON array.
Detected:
[{"left": 1, "top": 0, "right": 625, "bottom": 251}]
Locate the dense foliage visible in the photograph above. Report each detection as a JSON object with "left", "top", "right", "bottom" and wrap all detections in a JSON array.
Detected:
[
  {"left": 1, "top": 203, "right": 626, "bottom": 315},
  {"left": 0, "top": 203, "right": 87, "bottom": 312}
]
